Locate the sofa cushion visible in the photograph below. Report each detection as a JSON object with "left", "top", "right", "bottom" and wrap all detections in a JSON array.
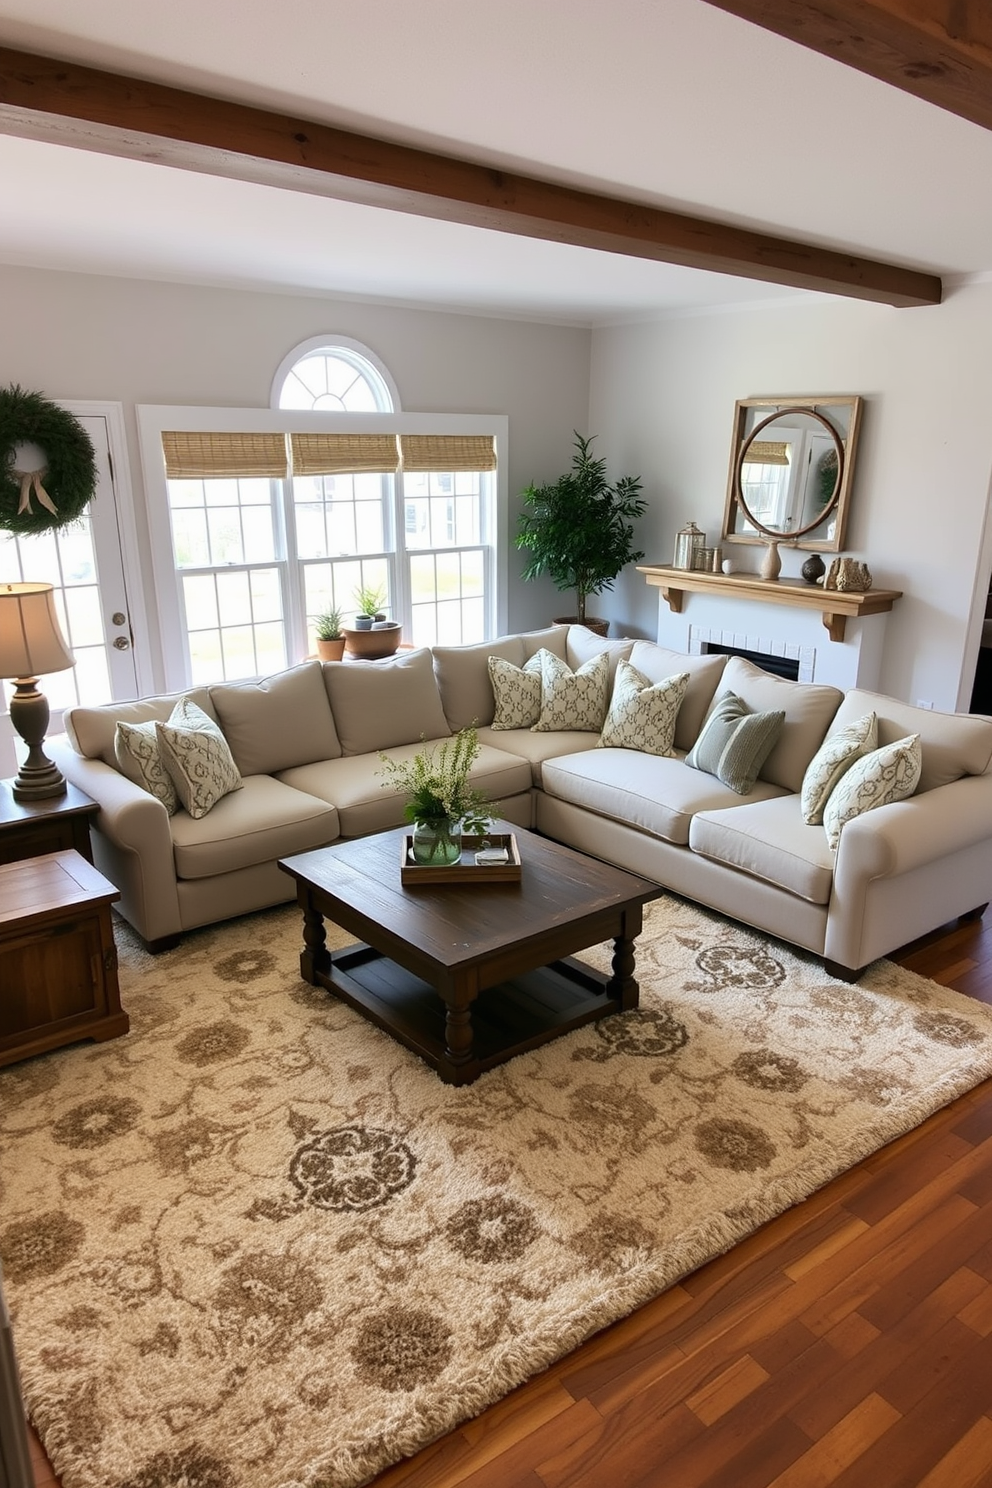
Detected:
[
  {"left": 565, "top": 626, "right": 634, "bottom": 684},
  {"left": 828, "top": 689, "right": 992, "bottom": 793},
  {"left": 717, "top": 656, "right": 843, "bottom": 792},
  {"left": 475, "top": 726, "right": 600, "bottom": 786},
  {"left": 210, "top": 661, "right": 341, "bottom": 773},
  {"left": 169, "top": 775, "right": 339, "bottom": 879},
  {"left": 155, "top": 699, "right": 243, "bottom": 820},
  {"left": 686, "top": 692, "right": 785, "bottom": 795},
  {"left": 114, "top": 717, "right": 180, "bottom": 814},
  {"left": 533, "top": 650, "right": 610, "bottom": 732},
  {"left": 598, "top": 660, "right": 689, "bottom": 756},
  {"left": 64, "top": 687, "right": 218, "bottom": 768},
  {"left": 322, "top": 647, "right": 450, "bottom": 755},
  {"left": 488, "top": 652, "right": 544, "bottom": 729},
  {"left": 822, "top": 734, "right": 922, "bottom": 850},
  {"left": 542, "top": 748, "right": 787, "bottom": 847},
  {"left": 689, "top": 796, "right": 836, "bottom": 905},
  {"left": 278, "top": 741, "right": 531, "bottom": 838},
  {"left": 432, "top": 635, "right": 525, "bottom": 732},
  {"left": 628, "top": 642, "right": 727, "bottom": 752},
  {"left": 801, "top": 711, "right": 878, "bottom": 825},
  {"left": 520, "top": 625, "right": 569, "bottom": 660}
]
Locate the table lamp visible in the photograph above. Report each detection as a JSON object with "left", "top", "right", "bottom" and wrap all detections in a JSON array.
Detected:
[{"left": 0, "top": 581, "right": 76, "bottom": 801}]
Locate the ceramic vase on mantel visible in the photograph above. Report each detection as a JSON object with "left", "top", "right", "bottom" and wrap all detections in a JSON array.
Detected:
[{"left": 411, "top": 818, "right": 462, "bottom": 866}]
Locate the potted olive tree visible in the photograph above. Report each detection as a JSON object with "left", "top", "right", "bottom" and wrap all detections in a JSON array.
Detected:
[{"left": 515, "top": 433, "right": 647, "bottom": 633}]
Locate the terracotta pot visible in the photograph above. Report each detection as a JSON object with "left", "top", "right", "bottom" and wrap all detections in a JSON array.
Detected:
[
  {"left": 316, "top": 637, "right": 346, "bottom": 662},
  {"left": 343, "top": 622, "right": 402, "bottom": 660},
  {"left": 553, "top": 616, "right": 609, "bottom": 637}
]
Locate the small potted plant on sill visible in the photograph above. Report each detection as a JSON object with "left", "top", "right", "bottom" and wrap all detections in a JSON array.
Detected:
[
  {"left": 346, "top": 581, "right": 401, "bottom": 658},
  {"left": 515, "top": 432, "right": 647, "bottom": 634},
  {"left": 313, "top": 606, "right": 346, "bottom": 661},
  {"left": 352, "top": 582, "right": 388, "bottom": 631}
]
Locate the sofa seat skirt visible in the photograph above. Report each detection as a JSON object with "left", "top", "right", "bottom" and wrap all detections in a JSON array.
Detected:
[
  {"left": 476, "top": 727, "right": 600, "bottom": 786},
  {"left": 170, "top": 776, "right": 340, "bottom": 880},
  {"left": 541, "top": 749, "right": 787, "bottom": 847},
  {"left": 690, "top": 795, "right": 836, "bottom": 905},
  {"left": 278, "top": 741, "right": 532, "bottom": 838}
]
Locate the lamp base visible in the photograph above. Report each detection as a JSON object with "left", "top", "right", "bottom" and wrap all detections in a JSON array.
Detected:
[
  {"left": 12, "top": 759, "right": 67, "bottom": 802},
  {"left": 8, "top": 675, "right": 67, "bottom": 801}
]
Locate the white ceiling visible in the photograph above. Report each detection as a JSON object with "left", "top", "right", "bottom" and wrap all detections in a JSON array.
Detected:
[{"left": 2, "top": 0, "right": 992, "bottom": 324}]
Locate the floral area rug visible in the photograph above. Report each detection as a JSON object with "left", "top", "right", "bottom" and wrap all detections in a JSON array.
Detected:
[{"left": 3, "top": 895, "right": 992, "bottom": 1488}]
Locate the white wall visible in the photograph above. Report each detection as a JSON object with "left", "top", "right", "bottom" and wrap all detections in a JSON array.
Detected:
[
  {"left": 590, "top": 282, "right": 992, "bottom": 709},
  {"left": 0, "top": 264, "right": 590, "bottom": 686}
]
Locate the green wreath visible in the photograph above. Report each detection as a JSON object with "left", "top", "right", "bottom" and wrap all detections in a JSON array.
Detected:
[{"left": 0, "top": 384, "right": 97, "bottom": 536}]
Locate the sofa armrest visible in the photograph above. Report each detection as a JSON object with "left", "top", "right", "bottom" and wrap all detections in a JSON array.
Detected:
[
  {"left": 49, "top": 736, "right": 182, "bottom": 942},
  {"left": 833, "top": 771, "right": 992, "bottom": 890}
]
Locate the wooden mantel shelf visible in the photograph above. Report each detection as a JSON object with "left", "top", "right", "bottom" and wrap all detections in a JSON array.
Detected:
[{"left": 637, "top": 565, "right": 903, "bottom": 643}]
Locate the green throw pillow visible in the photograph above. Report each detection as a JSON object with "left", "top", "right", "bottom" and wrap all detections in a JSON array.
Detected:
[
  {"left": 822, "top": 733, "right": 922, "bottom": 850},
  {"left": 800, "top": 711, "right": 878, "bottom": 825},
  {"left": 598, "top": 659, "right": 689, "bottom": 756},
  {"left": 685, "top": 691, "right": 785, "bottom": 795}
]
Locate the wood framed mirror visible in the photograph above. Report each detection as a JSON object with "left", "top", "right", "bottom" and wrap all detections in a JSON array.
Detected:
[{"left": 722, "top": 395, "right": 864, "bottom": 555}]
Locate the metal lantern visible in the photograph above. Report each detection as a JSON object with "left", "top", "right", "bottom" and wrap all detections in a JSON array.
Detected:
[{"left": 673, "top": 521, "right": 705, "bottom": 571}]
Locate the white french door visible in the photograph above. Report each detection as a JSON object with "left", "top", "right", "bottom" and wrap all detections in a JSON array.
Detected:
[{"left": 0, "top": 403, "right": 146, "bottom": 776}]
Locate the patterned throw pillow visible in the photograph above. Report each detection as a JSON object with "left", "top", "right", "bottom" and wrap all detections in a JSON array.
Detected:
[
  {"left": 155, "top": 699, "right": 243, "bottom": 819},
  {"left": 532, "top": 650, "right": 610, "bottom": 733},
  {"left": 114, "top": 717, "right": 179, "bottom": 814},
  {"left": 800, "top": 712, "right": 878, "bottom": 825},
  {"left": 488, "top": 651, "right": 545, "bottom": 729},
  {"left": 822, "top": 733, "right": 922, "bottom": 850},
  {"left": 598, "top": 660, "right": 690, "bottom": 756},
  {"left": 685, "top": 690, "right": 786, "bottom": 795}
]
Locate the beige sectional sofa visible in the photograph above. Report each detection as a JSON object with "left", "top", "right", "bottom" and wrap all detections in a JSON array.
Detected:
[{"left": 51, "top": 624, "right": 992, "bottom": 980}]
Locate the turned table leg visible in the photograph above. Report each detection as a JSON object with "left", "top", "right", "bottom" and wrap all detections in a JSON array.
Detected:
[{"left": 299, "top": 895, "right": 330, "bottom": 983}]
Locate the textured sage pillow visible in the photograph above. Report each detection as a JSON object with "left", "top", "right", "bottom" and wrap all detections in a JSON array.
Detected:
[
  {"left": 488, "top": 651, "right": 545, "bottom": 729},
  {"left": 532, "top": 650, "right": 610, "bottom": 733},
  {"left": 155, "top": 699, "right": 243, "bottom": 820},
  {"left": 822, "top": 733, "right": 922, "bottom": 850},
  {"left": 598, "top": 660, "right": 689, "bottom": 756},
  {"left": 800, "top": 712, "right": 878, "bottom": 825},
  {"left": 114, "top": 716, "right": 179, "bottom": 814},
  {"left": 685, "top": 691, "right": 785, "bottom": 794}
]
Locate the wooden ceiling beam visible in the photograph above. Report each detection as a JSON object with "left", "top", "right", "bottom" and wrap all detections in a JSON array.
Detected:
[
  {"left": 0, "top": 44, "right": 940, "bottom": 308},
  {"left": 704, "top": 1, "right": 992, "bottom": 133}
]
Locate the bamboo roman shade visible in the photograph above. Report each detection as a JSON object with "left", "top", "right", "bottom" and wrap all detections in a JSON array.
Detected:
[
  {"left": 399, "top": 435, "right": 497, "bottom": 472},
  {"left": 290, "top": 433, "right": 400, "bottom": 476},
  {"left": 162, "top": 432, "right": 290, "bottom": 480},
  {"left": 743, "top": 440, "right": 789, "bottom": 466}
]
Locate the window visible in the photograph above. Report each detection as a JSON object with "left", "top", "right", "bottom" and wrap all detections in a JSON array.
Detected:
[{"left": 140, "top": 349, "right": 507, "bottom": 689}]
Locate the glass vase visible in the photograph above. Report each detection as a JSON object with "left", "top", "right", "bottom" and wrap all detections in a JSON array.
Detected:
[{"left": 411, "top": 818, "right": 462, "bottom": 866}]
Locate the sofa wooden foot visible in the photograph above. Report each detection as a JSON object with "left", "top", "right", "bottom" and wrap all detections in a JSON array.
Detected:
[
  {"left": 823, "top": 958, "right": 862, "bottom": 983},
  {"left": 143, "top": 933, "right": 182, "bottom": 954},
  {"left": 960, "top": 903, "right": 989, "bottom": 923}
]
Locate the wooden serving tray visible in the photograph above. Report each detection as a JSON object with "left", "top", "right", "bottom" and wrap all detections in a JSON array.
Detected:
[{"left": 400, "top": 832, "right": 522, "bottom": 885}]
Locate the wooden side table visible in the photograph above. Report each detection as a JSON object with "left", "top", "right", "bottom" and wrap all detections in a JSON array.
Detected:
[
  {"left": 0, "top": 850, "right": 129, "bottom": 1067},
  {"left": 0, "top": 779, "right": 99, "bottom": 865}
]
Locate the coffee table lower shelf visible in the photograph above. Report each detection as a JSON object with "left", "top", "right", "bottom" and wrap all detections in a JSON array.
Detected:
[{"left": 316, "top": 942, "right": 619, "bottom": 1084}]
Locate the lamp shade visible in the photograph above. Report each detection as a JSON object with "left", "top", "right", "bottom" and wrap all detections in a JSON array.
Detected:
[{"left": 0, "top": 582, "right": 75, "bottom": 679}]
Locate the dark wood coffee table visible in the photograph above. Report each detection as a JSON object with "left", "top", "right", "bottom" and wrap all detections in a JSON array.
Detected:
[{"left": 279, "top": 823, "right": 661, "bottom": 1085}]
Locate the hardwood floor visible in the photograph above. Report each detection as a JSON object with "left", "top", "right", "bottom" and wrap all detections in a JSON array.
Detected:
[{"left": 26, "top": 910, "right": 992, "bottom": 1488}]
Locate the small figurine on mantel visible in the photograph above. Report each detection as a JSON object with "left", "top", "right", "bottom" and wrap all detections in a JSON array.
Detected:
[{"left": 825, "top": 557, "right": 872, "bottom": 592}]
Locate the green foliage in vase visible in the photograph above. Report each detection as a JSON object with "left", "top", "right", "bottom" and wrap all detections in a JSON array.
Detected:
[
  {"left": 515, "top": 432, "right": 647, "bottom": 623},
  {"left": 377, "top": 726, "right": 494, "bottom": 833}
]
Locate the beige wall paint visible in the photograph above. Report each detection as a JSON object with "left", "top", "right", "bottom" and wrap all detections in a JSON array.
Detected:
[
  {"left": 590, "top": 283, "right": 992, "bottom": 710},
  {"left": 1, "top": 264, "right": 590, "bottom": 686}
]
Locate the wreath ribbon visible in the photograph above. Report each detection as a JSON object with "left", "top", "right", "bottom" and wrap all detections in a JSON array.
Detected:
[{"left": 16, "top": 468, "right": 57, "bottom": 516}]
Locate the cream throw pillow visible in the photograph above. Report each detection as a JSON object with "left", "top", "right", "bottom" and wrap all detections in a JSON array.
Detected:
[
  {"left": 532, "top": 650, "right": 609, "bottom": 733},
  {"left": 800, "top": 712, "right": 878, "bottom": 825},
  {"left": 488, "top": 651, "right": 545, "bottom": 729},
  {"left": 822, "top": 733, "right": 922, "bottom": 850},
  {"left": 598, "top": 660, "right": 689, "bottom": 756},
  {"left": 155, "top": 699, "right": 243, "bottom": 819},
  {"left": 114, "top": 717, "right": 179, "bottom": 814}
]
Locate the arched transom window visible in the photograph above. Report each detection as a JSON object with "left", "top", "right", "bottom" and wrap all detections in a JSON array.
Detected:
[{"left": 274, "top": 339, "right": 397, "bottom": 413}]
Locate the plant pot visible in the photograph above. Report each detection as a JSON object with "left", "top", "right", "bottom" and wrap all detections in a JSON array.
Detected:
[
  {"left": 316, "top": 637, "right": 346, "bottom": 662},
  {"left": 352, "top": 616, "right": 374, "bottom": 631},
  {"left": 343, "top": 622, "right": 402, "bottom": 660},
  {"left": 553, "top": 616, "right": 609, "bottom": 637}
]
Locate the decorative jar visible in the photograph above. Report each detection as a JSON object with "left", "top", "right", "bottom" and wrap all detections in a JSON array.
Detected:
[{"left": 673, "top": 521, "right": 705, "bottom": 571}]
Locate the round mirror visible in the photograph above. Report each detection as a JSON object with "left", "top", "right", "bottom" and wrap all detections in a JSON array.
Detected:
[{"left": 734, "top": 407, "right": 844, "bottom": 542}]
